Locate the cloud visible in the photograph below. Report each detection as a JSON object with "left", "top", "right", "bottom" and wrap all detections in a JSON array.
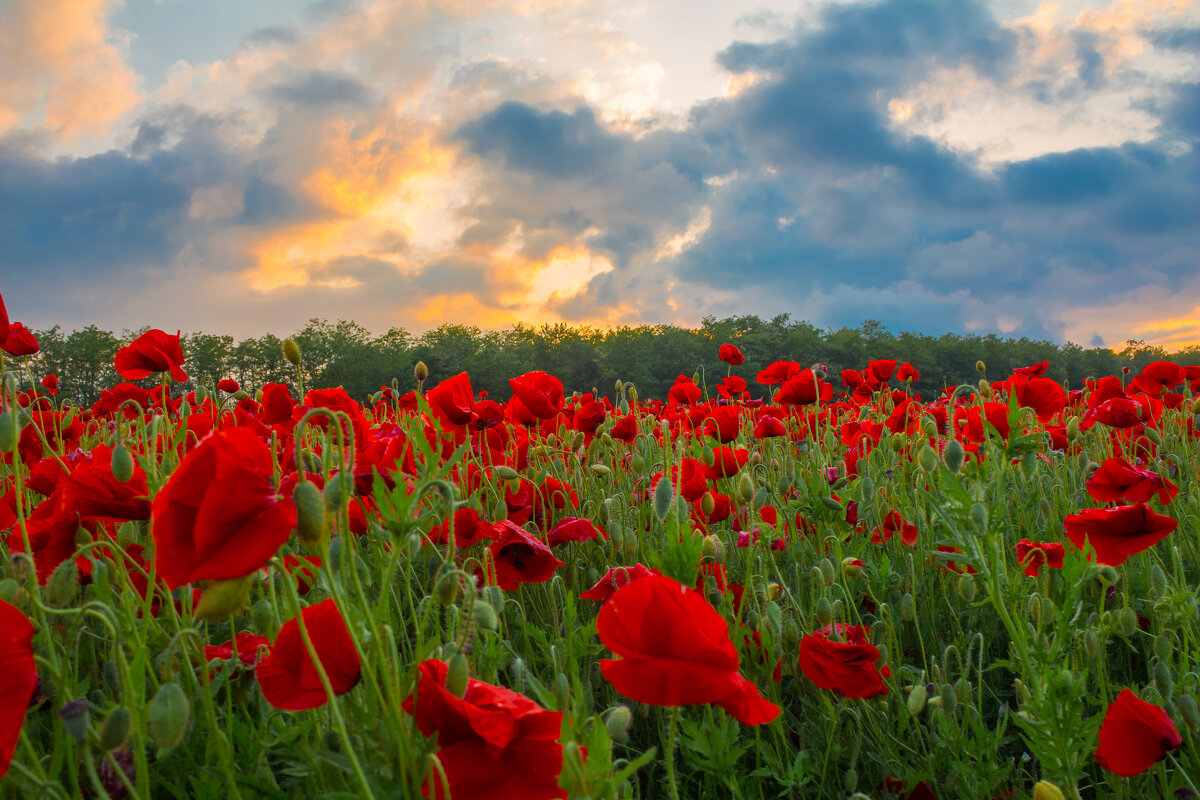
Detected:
[{"left": 0, "top": 0, "right": 141, "bottom": 140}]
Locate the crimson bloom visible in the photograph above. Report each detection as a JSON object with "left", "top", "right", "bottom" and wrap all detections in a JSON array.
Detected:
[
  {"left": 1062, "top": 503, "right": 1177, "bottom": 566},
  {"left": 597, "top": 574, "right": 780, "bottom": 725},
  {"left": 403, "top": 659, "right": 565, "bottom": 800},
  {"left": 1094, "top": 689, "right": 1181, "bottom": 776},
  {"left": 546, "top": 516, "right": 606, "bottom": 547},
  {"left": 1086, "top": 457, "right": 1178, "bottom": 505},
  {"left": 797, "top": 624, "right": 891, "bottom": 699},
  {"left": 579, "top": 564, "right": 660, "bottom": 602},
  {"left": 41, "top": 374, "right": 58, "bottom": 395},
  {"left": 774, "top": 371, "right": 830, "bottom": 406},
  {"left": 217, "top": 378, "right": 240, "bottom": 393},
  {"left": 431, "top": 507, "right": 496, "bottom": 547},
  {"left": 205, "top": 632, "right": 271, "bottom": 668},
  {"left": 488, "top": 521, "right": 563, "bottom": 590},
  {"left": 0, "top": 599, "right": 37, "bottom": 778},
  {"left": 0, "top": 291, "right": 8, "bottom": 342},
  {"left": 718, "top": 343, "right": 744, "bottom": 365},
  {"left": 1128, "top": 361, "right": 1185, "bottom": 398},
  {"left": 0, "top": 322, "right": 39, "bottom": 356},
  {"left": 114, "top": 329, "right": 188, "bottom": 382},
  {"left": 1011, "top": 539, "right": 1066, "bottom": 577},
  {"left": 756, "top": 360, "right": 800, "bottom": 385},
  {"left": 257, "top": 599, "right": 361, "bottom": 710},
  {"left": 667, "top": 375, "right": 701, "bottom": 405},
  {"left": 426, "top": 372, "right": 475, "bottom": 426},
  {"left": 151, "top": 426, "right": 295, "bottom": 588},
  {"left": 508, "top": 371, "right": 565, "bottom": 420},
  {"left": 896, "top": 362, "right": 919, "bottom": 382}
]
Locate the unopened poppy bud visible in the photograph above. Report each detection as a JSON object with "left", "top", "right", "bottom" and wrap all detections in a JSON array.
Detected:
[
  {"left": 446, "top": 653, "right": 470, "bottom": 698},
  {"left": 110, "top": 444, "right": 135, "bottom": 483},
  {"left": 969, "top": 502, "right": 988, "bottom": 532},
  {"left": 413, "top": 360, "right": 428, "bottom": 382},
  {"left": 701, "top": 533, "right": 721, "bottom": 561},
  {"left": 701, "top": 492, "right": 716, "bottom": 517},
  {"left": 901, "top": 593, "right": 915, "bottom": 621},
  {"left": 978, "top": 379, "right": 990, "bottom": 397},
  {"left": 605, "top": 705, "right": 632, "bottom": 742},
  {"left": 232, "top": 390, "right": 249, "bottom": 401},
  {"left": 59, "top": 700, "right": 90, "bottom": 743},
  {"left": 1065, "top": 417, "right": 1080, "bottom": 440},
  {"left": 472, "top": 600, "right": 498, "bottom": 631},
  {"left": 1154, "top": 634, "right": 1172, "bottom": 662},
  {"left": 0, "top": 411, "right": 15, "bottom": 454},
  {"left": 1032, "top": 780, "right": 1066, "bottom": 800},
  {"left": 958, "top": 573, "right": 977, "bottom": 603},
  {"left": 293, "top": 481, "right": 327, "bottom": 546},
  {"left": 147, "top": 682, "right": 191, "bottom": 751},
  {"left": 252, "top": 598, "right": 277, "bottom": 639},
  {"left": 1096, "top": 565, "right": 1119, "bottom": 586},
  {"left": 943, "top": 439, "right": 964, "bottom": 474},
  {"left": 820, "top": 496, "right": 842, "bottom": 513},
  {"left": 939, "top": 683, "right": 957, "bottom": 717},
  {"left": 323, "top": 472, "right": 352, "bottom": 511},
  {"left": 1144, "top": 427, "right": 1162, "bottom": 446},
  {"left": 281, "top": 338, "right": 302, "bottom": 366},
  {"left": 46, "top": 559, "right": 79, "bottom": 608},
  {"left": 975, "top": 360, "right": 986, "bottom": 373},
  {"left": 1083, "top": 630, "right": 1099, "bottom": 660},
  {"left": 493, "top": 465, "right": 520, "bottom": 481},
  {"left": 844, "top": 768, "right": 858, "bottom": 794},
  {"left": 589, "top": 463, "right": 612, "bottom": 478},
  {"left": 1150, "top": 564, "right": 1169, "bottom": 598},
  {"left": 917, "top": 444, "right": 938, "bottom": 473},
  {"left": 555, "top": 672, "right": 570, "bottom": 711},
  {"left": 434, "top": 568, "right": 461, "bottom": 607},
  {"left": 842, "top": 557, "right": 864, "bottom": 578},
  {"left": 1117, "top": 606, "right": 1138, "bottom": 637},
  {"left": 819, "top": 558, "right": 836, "bottom": 587},
  {"left": 766, "top": 582, "right": 783, "bottom": 602},
  {"left": 815, "top": 597, "right": 833, "bottom": 626},
  {"left": 736, "top": 472, "right": 755, "bottom": 504},
  {"left": 906, "top": 683, "right": 928, "bottom": 715},
  {"left": 1154, "top": 660, "right": 1174, "bottom": 700},
  {"left": 194, "top": 574, "right": 255, "bottom": 621},
  {"left": 0, "top": 578, "right": 17, "bottom": 604},
  {"left": 1178, "top": 694, "right": 1200, "bottom": 732},
  {"left": 98, "top": 706, "right": 132, "bottom": 751}
]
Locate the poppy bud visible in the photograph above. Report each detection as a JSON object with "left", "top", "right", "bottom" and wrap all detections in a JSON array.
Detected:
[
  {"left": 844, "top": 769, "right": 858, "bottom": 794},
  {"left": 917, "top": 444, "right": 938, "bottom": 473},
  {"left": 957, "top": 573, "right": 977, "bottom": 603},
  {"left": 907, "top": 683, "right": 928, "bottom": 715},
  {"left": 627, "top": 386, "right": 638, "bottom": 405},
  {"left": 901, "top": 593, "right": 916, "bottom": 622},
  {"left": 1150, "top": 564, "right": 1169, "bottom": 598},
  {"left": 653, "top": 477, "right": 674, "bottom": 522},
  {"left": 111, "top": 444, "right": 135, "bottom": 483},
  {"left": 1032, "top": 780, "right": 1066, "bottom": 800},
  {"left": 978, "top": 379, "right": 990, "bottom": 397},
  {"left": 195, "top": 574, "right": 256, "bottom": 621},
  {"left": 293, "top": 481, "right": 327, "bottom": 546},
  {"left": 323, "top": 472, "right": 352, "bottom": 512},
  {"left": 701, "top": 491, "right": 717, "bottom": 518},
  {"left": 975, "top": 361, "right": 986, "bottom": 373},
  {"left": 766, "top": 582, "right": 783, "bottom": 602},
  {"left": 1083, "top": 630, "right": 1099, "bottom": 660},
  {"left": 472, "top": 600, "right": 498, "bottom": 631},
  {"left": 252, "top": 598, "right": 278, "bottom": 639},
  {"left": 1154, "top": 634, "right": 1172, "bottom": 663},
  {"left": 589, "top": 463, "right": 612, "bottom": 478},
  {"left": 842, "top": 557, "right": 864, "bottom": 578},
  {"left": 629, "top": 454, "right": 645, "bottom": 472},
  {"left": 59, "top": 700, "right": 90, "bottom": 743},
  {"left": 815, "top": 597, "right": 833, "bottom": 627},
  {"left": 46, "top": 559, "right": 79, "bottom": 608},
  {"left": 943, "top": 439, "right": 964, "bottom": 474},
  {"left": 0, "top": 411, "right": 15, "bottom": 454},
  {"left": 1154, "top": 660, "right": 1175, "bottom": 701},
  {"left": 701, "top": 534, "right": 721, "bottom": 561},
  {"left": 494, "top": 465, "right": 520, "bottom": 481},
  {"left": 969, "top": 502, "right": 988, "bottom": 532},
  {"left": 819, "top": 558, "right": 836, "bottom": 588},
  {"left": 939, "top": 683, "right": 957, "bottom": 717},
  {"left": 98, "top": 706, "right": 132, "bottom": 751},
  {"left": 0, "top": 578, "right": 17, "bottom": 604},
  {"left": 1095, "top": 565, "right": 1119, "bottom": 586},
  {"left": 605, "top": 705, "right": 632, "bottom": 742},
  {"left": 434, "top": 566, "right": 461, "bottom": 607},
  {"left": 737, "top": 473, "right": 755, "bottom": 504},
  {"left": 1144, "top": 427, "right": 1162, "bottom": 446},
  {"left": 1065, "top": 417, "right": 1080, "bottom": 440},
  {"left": 1117, "top": 606, "right": 1138, "bottom": 637},
  {"left": 1178, "top": 694, "right": 1200, "bottom": 733},
  {"left": 147, "top": 682, "right": 190, "bottom": 751},
  {"left": 820, "top": 496, "right": 842, "bottom": 513},
  {"left": 281, "top": 338, "right": 302, "bottom": 366},
  {"left": 446, "top": 653, "right": 470, "bottom": 698}
]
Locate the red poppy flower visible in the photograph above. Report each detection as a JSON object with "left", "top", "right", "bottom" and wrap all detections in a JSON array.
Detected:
[
  {"left": 870, "top": 510, "right": 918, "bottom": 547},
  {"left": 403, "top": 659, "right": 566, "bottom": 800},
  {"left": 151, "top": 426, "right": 295, "bottom": 588},
  {"left": 488, "top": 521, "right": 563, "bottom": 590},
  {"left": 0, "top": 322, "right": 39, "bottom": 356},
  {"left": 896, "top": 362, "right": 919, "bottom": 382},
  {"left": 707, "top": 445, "right": 748, "bottom": 479},
  {"left": 546, "top": 516, "right": 606, "bottom": 547},
  {"left": 1086, "top": 457, "right": 1178, "bottom": 505},
  {"left": 867, "top": 359, "right": 897, "bottom": 383},
  {"left": 797, "top": 624, "right": 891, "bottom": 699},
  {"left": 1062, "top": 503, "right": 1177, "bottom": 566},
  {"left": 508, "top": 371, "right": 564, "bottom": 420},
  {"left": 257, "top": 599, "right": 361, "bottom": 711},
  {"left": 1094, "top": 689, "right": 1181, "bottom": 776},
  {"left": 774, "top": 371, "right": 831, "bottom": 406},
  {"left": 753, "top": 414, "right": 786, "bottom": 438},
  {"left": 426, "top": 372, "right": 475, "bottom": 427},
  {"left": 114, "top": 329, "right": 188, "bottom": 382},
  {"left": 668, "top": 375, "right": 701, "bottom": 406},
  {"left": 756, "top": 361, "right": 800, "bottom": 385},
  {"left": 205, "top": 632, "right": 271, "bottom": 668},
  {"left": 1086, "top": 397, "right": 1143, "bottom": 429},
  {"left": 610, "top": 413, "right": 638, "bottom": 441},
  {"left": 0, "top": 599, "right": 37, "bottom": 778},
  {"left": 1009, "top": 375, "right": 1068, "bottom": 422},
  {"left": 579, "top": 564, "right": 660, "bottom": 602},
  {"left": 41, "top": 374, "right": 58, "bottom": 395},
  {"left": 431, "top": 507, "right": 496, "bottom": 547},
  {"left": 1011, "top": 539, "right": 1066, "bottom": 577},
  {"left": 217, "top": 378, "right": 240, "bottom": 393},
  {"left": 597, "top": 574, "right": 780, "bottom": 725},
  {"left": 703, "top": 405, "right": 743, "bottom": 443},
  {"left": 59, "top": 443, "right": 151, "bottom": 522},
  {"left": 718, "top": 343, "right": 744, "bottom": 365},
  {"left": 1128, "top": 361, "right": 1185, "bottom": 398},
  {"left": 0, "top": 291, "right": 8, "bottom": 343},
  {"left": 715, "top": 374, "right": 748, "bottom": 400}
]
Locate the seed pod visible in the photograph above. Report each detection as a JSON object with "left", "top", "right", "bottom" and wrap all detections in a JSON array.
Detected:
[
  {"left": 281, "top": 338, "right": 302, "bottom": 366},
  {"left": 943, "top": 439, "right": 965, "bottom": 474},
  {"left": 147, "top": 682, "right": 191, "bottom": 751},
  {"left": 110, "top": 444, "right": 135, "bottom": 483},
  {"left": 446, "top": 654, "right": 470, "bottom": 698},
  {"left": 98, "top": 706, "right": 132, "bottom": 751},
  {"left": 605, "top": 705, "right": 632, "bottom": 742},
  {"left": 292, "top": 481, "right": 327, "bottom": 546}
]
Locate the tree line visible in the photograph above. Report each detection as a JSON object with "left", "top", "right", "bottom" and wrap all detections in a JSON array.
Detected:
[{"left": 24, "top": 315, "right": 1200, "bottom": 408}]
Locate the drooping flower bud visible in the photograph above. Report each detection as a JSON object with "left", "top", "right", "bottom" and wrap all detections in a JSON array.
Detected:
[{"left": 292, "top": 480, "right": 327, "bottom": 546}]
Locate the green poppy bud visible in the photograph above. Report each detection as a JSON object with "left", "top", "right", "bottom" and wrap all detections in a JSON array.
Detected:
[
  {"left": 943, "top": 439, "right": 965, "bottom": 474},
  {"left": 110, "top": 444, "right": 135, "bottom": 483},
  {"left": 193, "top": 574, "right": 255, "bottom": 622},
  {"left": 906, "top": 683, "right": 928, "bottom": 715},
  {"left": 605, "top": 706, "right": 632, "bottom": 743},
  {"left": 446, "top": 654, "right": 470, "bottom": 698},
  {"left": 281, "top": 338, "right": 302, "bottom": 367},
  {"left": 292, "top": 480, "right": 326, "bottom": 546},
  {"left": 98, "top": 706, "right": 132, "bottom": 751},
  {"left": 147, "top": 682, "right": 191, "bottom": 751},
  {"left": 653, "top": 477, "right": 674, "bottom": 522},
  {"left": 45, "top": 559, "right": 79, "bottom": 609},
  {"left": 58, "top": 700, "right": 90, "bottom": 743}
]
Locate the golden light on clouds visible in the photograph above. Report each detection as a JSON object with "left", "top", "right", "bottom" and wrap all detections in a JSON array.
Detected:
[{"left": 1131, "top": 306, "right": 1200, "bottom": 349}]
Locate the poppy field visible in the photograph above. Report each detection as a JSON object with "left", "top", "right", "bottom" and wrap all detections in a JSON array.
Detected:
[{"left": 0, "top": 293, "right": 1198, "bottom": 800}]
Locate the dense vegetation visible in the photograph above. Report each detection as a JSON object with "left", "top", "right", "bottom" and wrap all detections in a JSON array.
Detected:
[{"left": 27, "top": 316, "right": 1199, "bottom": 408}]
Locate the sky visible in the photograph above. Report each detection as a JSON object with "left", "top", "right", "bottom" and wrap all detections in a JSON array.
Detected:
[{"left": 0, "top": 0, "right": 1197, "bottom": 350}]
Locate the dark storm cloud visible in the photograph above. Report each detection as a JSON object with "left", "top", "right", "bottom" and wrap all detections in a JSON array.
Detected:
[{"left": 456, "top": 102, "right": 623, "bottom": 178}]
